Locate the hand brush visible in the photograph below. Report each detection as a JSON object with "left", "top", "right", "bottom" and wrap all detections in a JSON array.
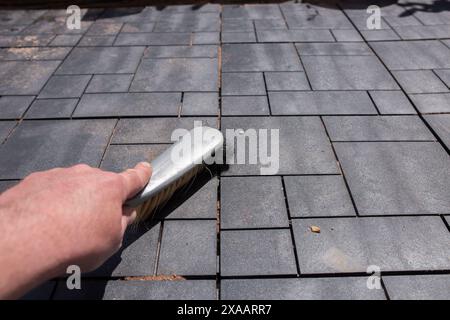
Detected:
[{"left": 125, "top": 126, "right": 223, "bottom": 222}]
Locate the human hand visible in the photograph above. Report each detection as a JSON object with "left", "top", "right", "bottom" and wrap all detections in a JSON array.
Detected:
[{"left": 0, "top": 162, "right": 151, "bottom": 299}]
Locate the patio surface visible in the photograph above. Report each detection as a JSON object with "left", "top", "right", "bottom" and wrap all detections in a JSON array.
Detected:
[{"left": 1, "top": 0, "right": 450, "bottom": 300}]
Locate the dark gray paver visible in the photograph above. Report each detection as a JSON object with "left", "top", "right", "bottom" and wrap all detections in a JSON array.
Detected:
[
  {"left": 331, "top": 29, "right": 363, "bottom": 42},
  {"left": 435, "top": 69, "right": 450, "bottom": 87},
  {"left": 414, "top": 10, "right": 450, "bottom": 26},
  {"left": 56, "top": 47, "right": 145, "bottom": 74},
  {"left": 114, "top": 32, "right": 191, "bottom": 45},
  {"left": 221, "top": 229, "right": 297, "bottom": 276},
  {"left": 0, "top": 119, "right": 116, "bottom": 179},
  {"left": 221, "top": 176, "right": 288, "bottom": 229},
  {"left": 49, "top": 34, "right": 81, "bottom": 46},
  {"left": 221, "top": 96, "right": 270, "bottom": 116},
  {"left": 393, "top": 70, "right": 448, "bottom": 94},
  {"left": 0, "top": 120, "right": 15, "bottom": 143},
  {"left": 0, "top": 96, "right": 34, "bottom": 119},
  {"left": 254, "top": 19, "right": 287, "bottom": 30},
  {"left": 264, "top": 72, "right": 310, "bottom": 91},
  {"left": 54, "top": 280, "right": 216, "bottom": 300},
  {"left": 222, "top": 43, "right": 302, "bottom": 72},
  {"left": 221, "top": 117, "right": 338, "bottom": 175},
  {"left": 424, "top": 115, "right": 450, "bottom": 150},
  {"left": 0, "top": 34, "right": 54, "bottom": 47},
  {"left": 384, "top": 275, "right": 450, "bottom": 300},
  {"left": 38, "top": 75, "right": 91, "bottom": 99},
  {"left": 0, "top": 47, "right": 70, "bottom": 61},
  {"left": 223, "top": 4, "right": 283, "bottom": 20},
  {"left": 130, "top": 58, "right": 218, "bottom": 92},
  {"left": 20, "top": 281, "right": 56, "bottom": 300},
  {"left": 296, "top": 42, "right": 372, "bottom": 56},
  {"left": 122, "top": 22, "right": 155, "bottom": 33},
  {"left": 153, "top": 13, "right": 220, "bottom": 33},
  {"left": 182, "top": 92, "right": 218, "bottom": 116},
  {"left": 222, "top": 19, "right": 254, "bottom": 32},
  {"left": 222, "top": 277, "right": 385, "bottom": 300},
  {"left": 284, "top": 11, "right": 352, "bottom": 30},
  {"left": 0, "top": 60, "right": 60, "bottom": 95},
  {"left": 87, "top": 22, "right": 123, "bottom": 36},
  {"left": 284, "top": 176, "right": 355, "bottom": 217},
  {"left": 88, "top": 222, "right": 160, "bottom": 277},
  {"left": 112, "top": 118, "right": 216, "bottom": 144},
  {"left": 74, "top": 93, "right": 180, "bottom": 117},
  {"left": 409, "top": 93, "right": 450, "bottom": 113},
  {"left": 192, "top": 32, "right": 220, "bottom": 44},
  {"left": 25, "top": 99, "right": 78, "bottom": 119},
  {"left": 222, "top": 72, "right": 265, "bottom": 96},
  {"left": 158, "top": 220, "right": 216, "bottom": 276},
  {"left": 371, "top": 40, "right": 450, "bottom": 70},
  {"left": 323, "top": 116, "right": 434, "bottom": 141},
  {"left": 144, "top": 45, "right": 217, "bottom": 58},
  {"left": 101, "top": 144, "right": 168, "bottom": 173},
  {"left": 335, "top": 142, "right": 450, "bottom": 215},
  {"left": 256, "top": 30, "right": 334, "bottom": 42},
  {"left": 361, "top": 30, "right": 400, "bottom": 41},
  {"left": 292, "top": 217, "right": 450, "bottom": 274},
  {"left": 269, "top": 91, "right": 377, "bottom": 115},
  {"left": 369, "top": 91, "right": 417, "bottom": 114},
  {"left": 302, "top": 56, "right": 398, "bottom": 90},
  {"left": 222, "top": 32, "right": 256, "bottom": 43},
  {"left": 394, "top": 25, "right": 450, "bottom": 40},
  {"left": 78, "top": 36, "right": 115, "bottom": 47},
  {"left": 86, "top": 74, "right": 133, "bottom": 93}
]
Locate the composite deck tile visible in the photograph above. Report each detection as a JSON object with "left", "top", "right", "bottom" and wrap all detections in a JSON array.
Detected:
[
  {"left": 221, "top": 176, "right": 289, "bottom": 228},
  {"left": 292, "top": 216, "right": 450, "bottom": 274},
  {"left": 334, "top": 142, "right": 450, "bottom": 215}
]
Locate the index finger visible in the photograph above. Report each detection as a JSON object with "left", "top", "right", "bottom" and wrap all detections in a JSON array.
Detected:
[{"left": 119, "top": 162, "right": 152, "bottom": 202}]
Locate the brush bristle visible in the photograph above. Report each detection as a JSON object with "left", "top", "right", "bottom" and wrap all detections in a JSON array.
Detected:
[{"left": 135, "top": 165, "right": 203, "bottom": 222}]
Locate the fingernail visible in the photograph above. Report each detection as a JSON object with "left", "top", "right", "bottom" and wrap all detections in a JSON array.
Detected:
[{"left": 140, "top": 161, "right": 151, "bottom": 168}]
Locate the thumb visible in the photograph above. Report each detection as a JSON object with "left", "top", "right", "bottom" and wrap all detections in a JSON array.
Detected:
[{"left": 119, "top": 162, "right": 152, "bottom": 201}]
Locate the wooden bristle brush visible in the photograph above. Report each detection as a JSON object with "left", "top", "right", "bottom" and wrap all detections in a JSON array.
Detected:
[{"left": 125, "top": 126, "right": 223, "bottom": 222}]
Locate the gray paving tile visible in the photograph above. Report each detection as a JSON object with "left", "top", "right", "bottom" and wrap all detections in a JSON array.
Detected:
[
  {"left": 38, "top": 75, "right": 91, "bottom": 99},
  {"left": 130, "top": 58, "right": 218, "bottom": 92},
  {"left": 361, "top": 29, "right": 400, "bottom": 41},
  {"left": 383, "top": 15, "right": 422, "bottom": 27},
  {"left": 384, "top": 275, "right": 450, "bottom": 300},
  {"left": 222, "top": 72, "right": 265, "bottom": 96},
  {"left": 221, "top": 176, "right": 288, "bottom": 228},
  {"left": 424, "top": 114, "right": 450, "bottom": 150},
  {"left": 223, "top": 4, "right": 283, "bottom": 20},
  {"left": 269, "top": 91, "right": 377, "bottom": 115},
  {"left": 192, "top": 32, "right": 220, "bottom": 44},
  {"left": 296, "top": 42, "right": 372, "bottom": 56},
  {"left": 25, "top": 99, "right": 78, "bottom": 119},
  {"left": 254, "top": 19, "right": 287, "bottom": 30},
  {"left": 222, "top": 32, "right": 256, "bottom": 43},
  {"left": 0, "top": 34, "right": 54, "bottom": 47},
  {"left": 0, "top": 25, "right": 27, "bottom": 35},
  {"left": 87, "top": 22, "right": 122, "bottom": 36},
  {"left": 20, "top": 281, "right": 55, "bottom": 300},
  {"left": 221, "top": 96, "right": 270, "bottom": 116},
  {"left": 371, "top": 40, "right": 450, "bottom": 70},
  {"left": 221, "top": 277, "right": 385, "bottom": 300},
  {"left": 0, "top": 47, "right": 70, "bottom": 61},
  {"left": 442, "top": 40, "right": 450, "bottom": 49},
  {"left": 0, "top": 119, "right": 116, "bottom": 179},
  {"left": 0, "top": 96, "right": 34, "bottom": 119},
  {"left": 409, "top": 93, "right": 450, "bottom": 113},
  {"left": 165, "top": 177, "right": 218, "bottom": 219},
  {"left": 393, "top": 70, "right": 448, "bottom": 94},
  {"left": 257, "top": 29, "right": 334, "bottom": 42},
  {"left": 221, "top": 229, "right": 297, "bottom": 276},
  {"left": 292, "top": 216, "right": 450, "bottom": 274},
  {"left": 347, "top": 14, "right": 391, "bottom": 31},
  {"left": 369, "top": 91, "right": 417, "bottom": 114},
  {"left": 122, "top": 22, "right": 155, "bottom": 33},
  {"left": 0, "top": 61, "right": 60, "bottom": 95},
  {"left": 54, "top": 279, "right": 216, "bottom": 300},
  {"left": 78, "top": 36, "right": 115, "bottom": 47},
  {"left": 394, "top": 25, "right": 450, "bottom": 40},
  {"left": 331, "top": 29, "right": 364, "bottom": 42},
  {"left": 153, "top": 13, "right": 220, "bottom": 32},
  {"left": 323, "top": 116, "right": 434, "bottom": 141},
  {"left": 182, "top": 92, "right": 218, "bottom": 116},
  {"left": 221, "top": 117, "right": 339, "bottom": 175},
  {"left": 302, "top": 56, "right": 398, "bottom": 90},
  {"left": 0, "top": 180, "right": 18, "bottom": 193},
  {"left": 101, "top": 144, "right": 168, "bottom": 173},
  {"left": 87, "top": 222, "right": 160, "bottom": 277},
  {"left": 158, "top": 220, "right": 216, "bottom": 276},
  {"left": 0, "top": 120, "right": 15, "bottom": 143},
  {"left": 434, "top": 69, "right": 450, "bottom": 88},
  {"left": 74, "top": 93, "right": 180, "bottom": 117},
  {"left": 335, "top": 142, "right": 450, "bottom": 215},
  {"left": 265, "top": 72, "right": 310, "bottom": 91},
  {"left": 285, "top": 175, "right": 355, "bottom": 217},
  {"left": 114, "top": 32, "right": 191, "bottom": 45},
  {"left": 222, "top": 43, "right": 302, "bottom": 72},
  {"left": 222, "top": 19, "right": 254, "bottom": 32},
  {"left": 56, "top": 47, "right": 145, "bottom": 74},
  {"left": 414, "top": 11, "right": 450, "bottom": 26},
  {"left": 86, "top": 74, "right": 133, "bottom": 93},
  {"left": 49, "top": 34, "right": 81, "bottom": 46},
  {"left": 112, "top": 118, "right": 216, "bottom": 144},
  {"left": 144, "top": 45, "right": 217, "bottom": 58},
  {"left": 284, "top": 11, "right": 353, "bottom": 29}
]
